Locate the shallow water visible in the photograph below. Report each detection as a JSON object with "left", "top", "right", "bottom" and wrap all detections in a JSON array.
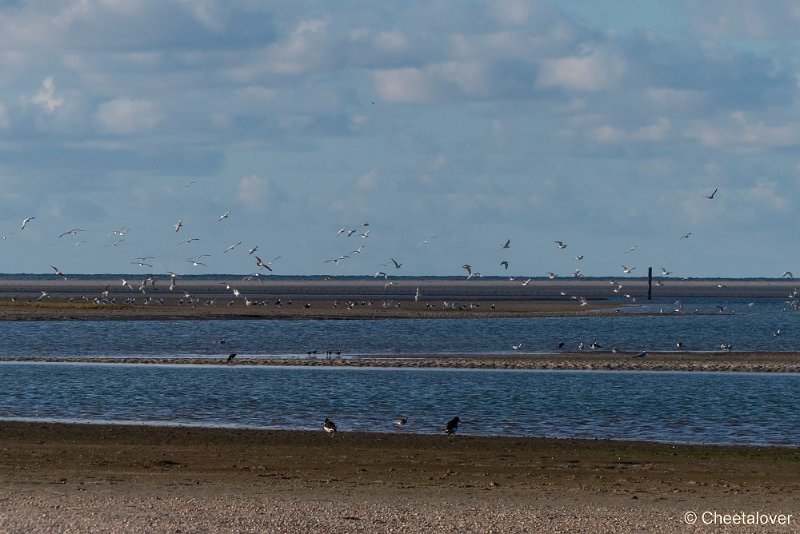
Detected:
[
  {"left": 2, "top": 295, "right": 798, "bottom": 445},
  {"left": 0, "top": 363, "right": 798, "bottom": 446},
  {"left": 0, "top": 297, "right": 798, "bottom": 358}
]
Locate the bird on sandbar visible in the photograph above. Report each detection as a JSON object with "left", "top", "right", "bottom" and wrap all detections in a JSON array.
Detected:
[
  {"left": 227, "top": 353, "right": 237, "bottom": 362},
  {"left": 445, "top": 416, "right": 460, "bottom": 435},
  {"left": 633, "top": 350, "right": 647, "bottom": 358},
  {"left": 323, "top": 418, "right": 337, "bottom": 435}
]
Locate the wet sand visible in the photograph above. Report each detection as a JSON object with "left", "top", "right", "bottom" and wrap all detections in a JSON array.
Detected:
[{"left": 0, "top": 421, "right": 797, "bottom": 533}]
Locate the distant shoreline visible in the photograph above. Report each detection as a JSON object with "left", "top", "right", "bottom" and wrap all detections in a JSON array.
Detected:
[{"left": 0, "top": 277, "right": 797, "bottom": 322}]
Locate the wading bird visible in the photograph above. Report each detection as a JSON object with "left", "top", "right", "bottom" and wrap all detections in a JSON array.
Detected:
[
  {"left": 445, "top": 416, "right": 460, "bottom": 435},
  {"left": 323, "top": 418, "right": 337, "bottom": 435}
]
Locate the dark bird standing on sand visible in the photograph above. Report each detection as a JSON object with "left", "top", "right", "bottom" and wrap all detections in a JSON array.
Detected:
[
  {"left": 323, "top": 418, "right": 337, "bottom": 435},
  {"left": 227, "top": 353, "right": 236, "bottom": 362},
  {"left": 445, "top": 417, "right": 460, "bottom": 435}
]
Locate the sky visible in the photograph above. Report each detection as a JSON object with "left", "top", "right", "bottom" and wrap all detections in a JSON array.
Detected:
[{"left": 1, "top": 0, "right": 799, "bottom": 278}]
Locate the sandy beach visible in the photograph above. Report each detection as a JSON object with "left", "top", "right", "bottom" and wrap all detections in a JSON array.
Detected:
[{"left": 0, "top": 421, "right": 797, "bottom": 533}]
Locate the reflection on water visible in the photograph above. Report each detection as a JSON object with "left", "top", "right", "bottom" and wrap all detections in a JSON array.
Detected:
[{"left": 1, "top": 363, "right": 797, "bottom": 446}]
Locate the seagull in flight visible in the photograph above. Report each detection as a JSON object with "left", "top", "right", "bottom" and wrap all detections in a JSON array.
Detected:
[
  {"left": 462, "top": 264, "right": 472, "bottom": 277},
  {"left": 255, "top": 255, "right": 281, "bottom": 271},
  {"left": 661, "top": 267, "right": 672, "bottom": 276},
  {"left": 390, "top": 258, "right": 403, "bottom": 269},
  {"left": 218, "top": 211, "right": 231, "bottom": 222},
  {"left": 325, "top": 256, "right": 347, "bottom": 265},
  {"left": 223, "top": 242, "right": 242, "bottom": 253},
  {"left": 174, "top": 220, "right": 183, "bottom": 232},
  {"left": 502, "top": 239, "right": 511, "bottom": 249},
  {"left": 622, "top": 265, "right": 636, "bottom": 274},
  {"left": 58, "top": 228, "right": 84, "bottom": 238},
  {"left": 20, "top": 217, "right": 35, "bottom": 230},
  {"left": 500, "top": 260, "right": 509, "bottom": 270},
  {"left": 783, "top": 271, "right": 793, "bottom": 278},
  {"left": 247, "top": 245, "right": 258, "bottom": 255},
  {"left": 130, "top": 260, "right": 153, "bottom": 268},
  {"left": 680, "top": 232, "right": 692, "bottom": 240},
  {"left": 554, "top": 240, "right": 567, "bottom": 249},
  {"left": 50, "top": 265, "right": 67, "bottom": 281},
  {"left": 178, "top": 238, "right": 200, "bottom": 245},
  {"left": 705, "top": 188, "right": 718, "bottom": 199},
  {"left": 186, "top": 257, "right": 207, "bottom": 267}
]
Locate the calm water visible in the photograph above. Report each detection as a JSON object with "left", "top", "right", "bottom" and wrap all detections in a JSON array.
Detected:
[
  {"left": 1, "top": 296, "right": 798, "bottom": 446},
  {"left": 0, "top": 363, "right": 797, "bottom": 446},
  {"left": 0, "top": 297, "right": 798, "bottom": 358}
]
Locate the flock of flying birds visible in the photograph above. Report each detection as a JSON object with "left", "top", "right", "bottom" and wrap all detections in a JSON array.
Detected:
[{"left": 5, "top": 187, "right": 795, "bottom": 302}]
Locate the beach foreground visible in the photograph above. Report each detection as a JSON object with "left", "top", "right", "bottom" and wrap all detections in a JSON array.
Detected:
[{"left": 0, "top": 422, "right": 796, "bottom": 533}]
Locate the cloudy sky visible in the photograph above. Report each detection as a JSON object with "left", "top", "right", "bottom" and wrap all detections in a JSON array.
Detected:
[{"left": 1, "top": 0, "right": 798, "bottom": 278}]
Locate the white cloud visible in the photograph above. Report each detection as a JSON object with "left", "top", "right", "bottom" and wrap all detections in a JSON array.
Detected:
[
  {"left": 355, "top": 169, "right": 379, "bottom": 191},
  {"left": 372, "top": 68, "right": 436, "bottom": 103},
  {"left": 683, "top": 0, "right": 800, "bottom": 39},
  {"left": 264, "top": 19, "right": 329, "bottom": 75},
  {"left": 686, "top": 112, "right": 800, "bottom": 150},
  {"left": 237, "top": 174, "right": 284, "bottom": 213},
  {"left": 373, "top": 31, "right": 408, "bottom": 52},
  {"left": 537, "top": 48, "right": 625, "bottom": 91},
  {"left": 372, "top": 61, "right": 490, "bottom": 103},
  {"left": 745, "top": 180, "right": 788, "bottom": 211},
  {"left": 29, "top": 77, "right": 65, "bottom": 114},
  {"left": 592, "top": 118, "right": 671, "bottom": 143},
  {"left": 95, "top": 98, "right": 164, "bottom": 134}
]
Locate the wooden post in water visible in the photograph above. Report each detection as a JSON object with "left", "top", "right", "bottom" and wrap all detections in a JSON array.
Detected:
[{"left": 647, "top": 266, "right": 652, "bottom": 300}]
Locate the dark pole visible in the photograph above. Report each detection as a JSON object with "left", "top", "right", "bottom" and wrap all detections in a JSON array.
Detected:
[{"left": 647, "top": 266, "right": 652, "bottom": 300}]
